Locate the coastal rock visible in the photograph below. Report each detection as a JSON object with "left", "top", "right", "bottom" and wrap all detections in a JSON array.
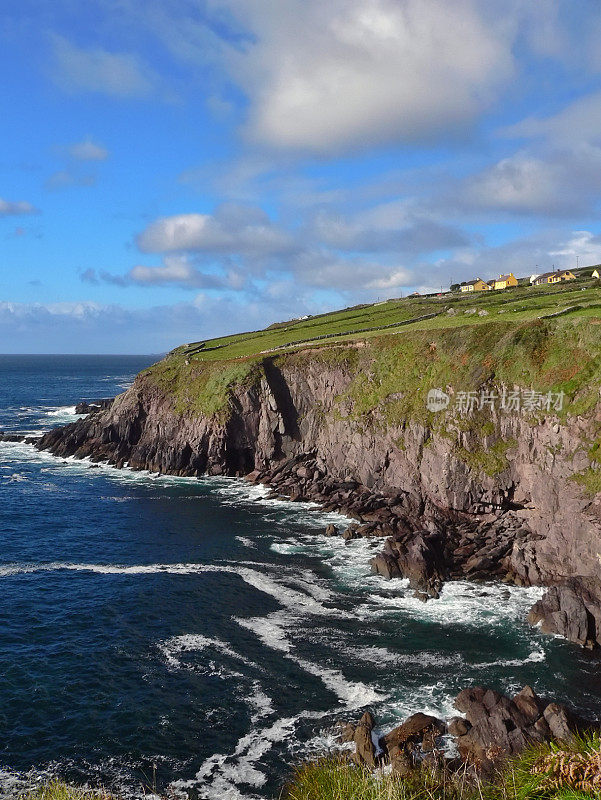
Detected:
[
  {"left": 380, "top": 712, "right": 445, "bottom": 751},
  {"left": 372, "top": 531, "right": 446, "bottom": 598},
  {"left": 353, "top": 711, "right": 377, "bottom": 768},
  {"left": 75, "top": 398, "right": 114, "bottom": 414},
  {"left": 528, "top": 579, "right": 601, "bottom": 648},
  {"left": 453, "top": 685, "right": 579, "bottom": 765}
]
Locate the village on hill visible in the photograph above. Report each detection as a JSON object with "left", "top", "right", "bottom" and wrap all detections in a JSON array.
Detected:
[{"left": 457, "top": 265, "right": 600, "bottom": 293}]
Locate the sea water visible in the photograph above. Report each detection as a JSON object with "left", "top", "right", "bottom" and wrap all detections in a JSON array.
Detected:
[{"left": 1, "top": 354, "right": 600, "bottom": 800}]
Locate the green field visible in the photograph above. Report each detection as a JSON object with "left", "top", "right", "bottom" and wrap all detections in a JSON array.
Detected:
[{"left": 168, "top": 272, "right": 601, "bottom": 364}]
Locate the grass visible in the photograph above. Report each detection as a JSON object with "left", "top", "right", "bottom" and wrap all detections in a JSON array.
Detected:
[
  {"left": 282, "top": 734, "right": 601, "bottom": 800},
  {"left": 165, "top": 277, "right": 601, "bottom": 364},
  {"left": 22, "top": 782, "right": 118, "bottom": 800},
  {"left": 283, "top": 756, "right": 467, "bottom": 800}
]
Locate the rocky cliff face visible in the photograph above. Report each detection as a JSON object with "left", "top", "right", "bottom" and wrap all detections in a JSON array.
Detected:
[{"left": 37, "top": 347, "right": 601, "bottom": 646}]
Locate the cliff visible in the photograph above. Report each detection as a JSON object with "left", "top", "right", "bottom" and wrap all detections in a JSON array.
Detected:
[{"left": 37, "top": 316, "right": 601, "bottom": 646}]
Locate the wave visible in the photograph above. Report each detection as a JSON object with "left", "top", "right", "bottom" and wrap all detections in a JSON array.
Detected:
[{"left": 43, "top": 405, "right": 79, "bottom": 417}]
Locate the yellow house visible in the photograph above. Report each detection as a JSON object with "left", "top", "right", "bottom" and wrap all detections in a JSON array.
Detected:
[
  {"left": 592, "top": 268, "right": 600, "bottom": 279},
  {"left": 534, "top": 270, "right": 576, "bottom": 285},
  {"left": 460, "top": 278, "right": 491, "bottom": 292},
  {"left": 492, "top": 272, "right": 518, "bottom": 290}
]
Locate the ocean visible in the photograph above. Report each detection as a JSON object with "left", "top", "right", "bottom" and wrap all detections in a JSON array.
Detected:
[{"left": 1, "top": 355, "right": 600, "bottom": 800}]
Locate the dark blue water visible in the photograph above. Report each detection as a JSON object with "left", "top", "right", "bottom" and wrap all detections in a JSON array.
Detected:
[{"left": 1, "top": 355, "right": 600, "bottom": 799}]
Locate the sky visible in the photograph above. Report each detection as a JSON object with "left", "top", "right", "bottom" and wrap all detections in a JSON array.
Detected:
[{"left": 3, "top": 1, "right": 601, "bottom": 353}]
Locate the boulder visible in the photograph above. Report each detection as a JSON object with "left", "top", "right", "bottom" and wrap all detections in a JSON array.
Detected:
[
  {"left": 528, "top": 580, "right": 601, "bottom": 648},
  {"left": 75, "top": 398, "right": 113, "bottom": 414},
  {"left": 394, "top": 532, "right": 447, "bottom": 598},
  {"left": 324, "top": 523, "right": 338, "bottom": 536},
  {"left": 380, "top": 712, "right": 444, "bottom": 751},
  {"left": 447, "top": 716, "right": 471, "bottom": 737},
  {"left": 543, "top": 703, "right": 573, "bottom": 741},
  {"left": 370, "top": 554, "right": 401, "bottom": 580}
]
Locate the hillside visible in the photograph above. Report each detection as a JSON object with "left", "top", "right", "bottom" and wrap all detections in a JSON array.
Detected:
[{"left": 169, "top": 271, "right": 601, "bottom": 362}]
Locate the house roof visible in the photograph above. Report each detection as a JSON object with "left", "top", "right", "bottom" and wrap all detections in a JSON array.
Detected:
[
  {"left": 496, "top": 274, "right": 514, "bottom": 281},
  {"left": 461, "top": 278, "right": 484, "bottom": 286},
  {"left": 535, "top": 270, "right": 573, "bottom": 281}
]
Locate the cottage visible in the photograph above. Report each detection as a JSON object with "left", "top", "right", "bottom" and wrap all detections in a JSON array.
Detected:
[
  {"left": 491, "top": 272, "right": 518, "bottom": 290},
  {"left": 534, "top": 269, "right": 576, "bottom": 286},
  {"left": 592, "top": 269, "right": 600, "bottom": 279},
  {"left": 460, "top": 278, "right": 490, "bottom": 292}
]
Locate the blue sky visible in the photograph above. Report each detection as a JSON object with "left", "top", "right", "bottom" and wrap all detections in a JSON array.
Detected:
[{"left": 3, "top": 0, "right": 601, "bottom": 353}]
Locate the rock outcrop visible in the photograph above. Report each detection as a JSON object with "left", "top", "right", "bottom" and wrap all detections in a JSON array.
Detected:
[
  {"left": 453, "top": 685, "right": 578, "bottom": 768},
  {"left": 34, "top": 349, "right": 601, "bottom": 644},
  {"left": 75, "top": 398, "right": 114, "bottom": 415},
  {"left": 528, "top": 578, "right": 601, "bottom": 648},
  {"left": 345, "top": 686, "right": 590, "bottom": 774}
]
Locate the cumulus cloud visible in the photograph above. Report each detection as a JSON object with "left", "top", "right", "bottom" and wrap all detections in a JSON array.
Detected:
[
  {"left": 457, "top": 147, "right": 601, "bottom": 216},
  {"left": 0, "top": 198, "right": 39, "bottom": 216},
  {"left": 96, "top": 200, "right": 472, "bottom": 294},
  {"left": 218, "top": 0, "right": 514, "bottom": 153},
  {"left": 51, "top": 34, "right": 156, "bottom": 97},
  {"left": 124, "top": 257, "right": 245, "bottom": 290},
  {"left": 425, "top": 227, "right": 598, "bottom": 288},
  {"left": 136, "top": 203, "right": 298, "bottom": 256},
  {"left": 67, "top": 139, "right": 109, "bottom": 161}
]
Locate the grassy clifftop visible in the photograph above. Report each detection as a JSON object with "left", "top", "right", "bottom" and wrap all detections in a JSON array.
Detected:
[{"left": 142, "top": 276, "right": 601, "bottom": 428}]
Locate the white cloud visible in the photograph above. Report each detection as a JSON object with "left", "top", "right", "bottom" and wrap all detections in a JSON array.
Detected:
[
  {"left": 428, "top": 228, "right": 599, "bottom": 287},
  {"left": 67, "top": 139, "right": 109, "bottom": 161},
  {"left": 459, "top": 147, "right": 601, "bottom": 216},
  {"left": 136, "top": 204, "right": 297, "bottom": 256},
  {"left": 0, "top": 198, "right": 39, "bottom": 216},
  {"left": 310, "top": 208, "right": 469, "bottom": 252},
  {"left": 125, "top": 256, "right": 245, "bottom": 290},
  {"left": 501, "top": 91, "right": 601, "bottom": 148},
  {"left": 549, "top": 230, "right": 601, "bottom": 265},
  {"left": 217, "top": 0, "right": 514, "bottom": 153},
  {"left": 51, "top": 34, "right": 156, "bottom": 97}
]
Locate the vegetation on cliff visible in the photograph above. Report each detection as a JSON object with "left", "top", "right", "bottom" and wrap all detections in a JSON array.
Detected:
[{"left": 147, "top": 277, "right": 601, "bottom": 425}]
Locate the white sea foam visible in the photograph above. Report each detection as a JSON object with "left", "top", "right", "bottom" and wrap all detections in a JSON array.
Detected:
[
  {"left": 235, "top": 536, "right": 257, "bottom": 549},
  {"left": 237, "top": 612, "right": 386, "bottom": 710},
  {"left": 358, "top": 579, "right": 545, "bottom": 627},
  {"left": 173, "top": 710, "right": 330, "bottom": 800},
  {"left": 43, "top": 405, "right": 79, "bottom": 418},
  {"left": 158, "top": 634, "right": 255, "bottom": 671}
]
